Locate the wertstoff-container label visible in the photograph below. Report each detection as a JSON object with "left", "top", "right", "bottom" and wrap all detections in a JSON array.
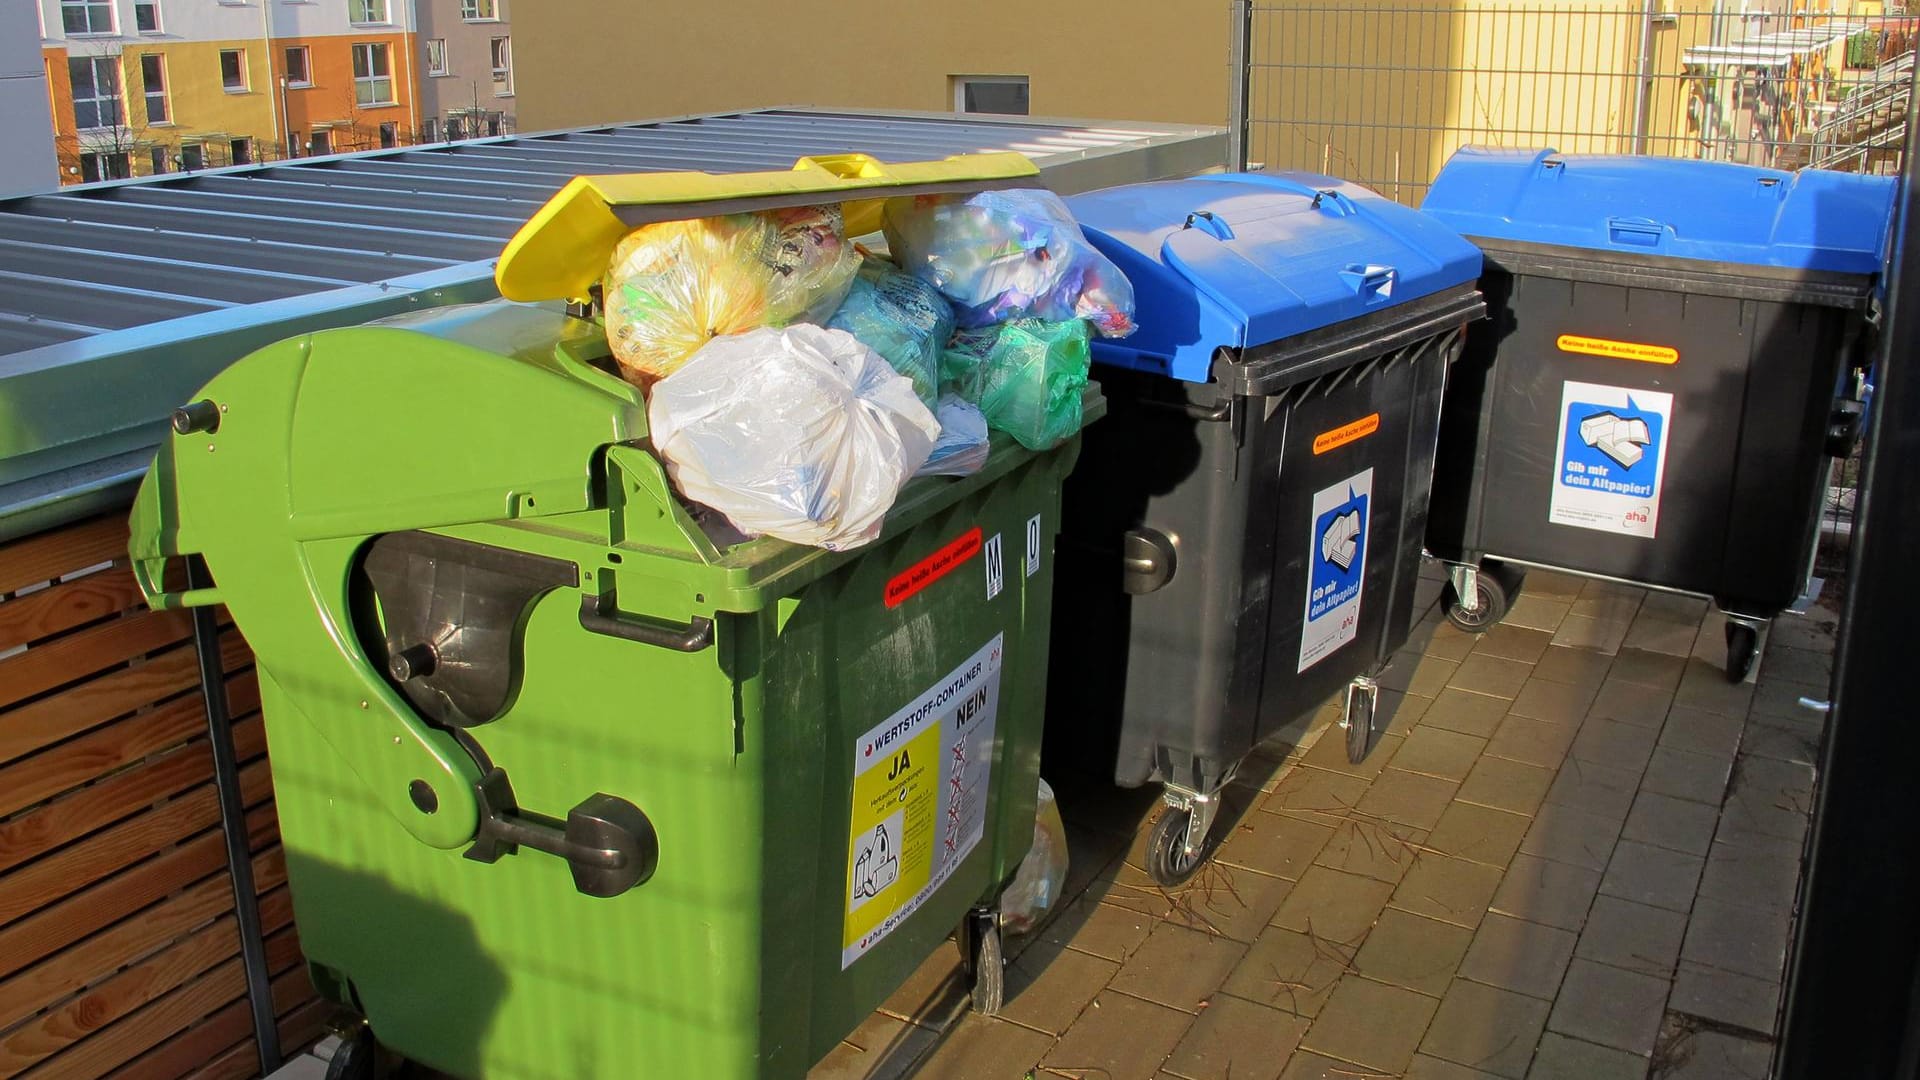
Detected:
[
  {"left": 842, "top": 635, "right": 1003, "bottom": 968},
  {"left": 1549, "top": 380, "right": 1673, "bottom": 539},
  {"left": 1299, "top": 468, "right": 1373, "bottom": 673}
]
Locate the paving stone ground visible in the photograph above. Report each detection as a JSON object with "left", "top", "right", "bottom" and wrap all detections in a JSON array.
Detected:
[{"left": 808, "top": 563, "right": 1833, "bottom": 1080}]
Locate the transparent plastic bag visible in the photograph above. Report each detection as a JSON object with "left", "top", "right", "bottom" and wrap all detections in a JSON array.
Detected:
[
  {"left": 942, "top": 319, "right": 1090, "bottom": 450},
  {"left": 1002, "top": 778, "right": 1069, "bottom": 936},
  {"left": 602, "top": 207, "right": 859, "bottom": 386},
  {"left": 825, "top": 256, "right": 955, "bottom": 408},
  {"left": 914, "top": 395, "right": 990, "bottom": 478},
  {"left": 646, "top": 324, "right": 938, "bottom": 550},
  {"left": 884, "top": 188, "right": 1136, "bottom": 337}
]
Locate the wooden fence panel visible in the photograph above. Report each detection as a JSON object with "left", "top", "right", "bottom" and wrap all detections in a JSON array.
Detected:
[{"left": 0, "top": 515, "right": 327, "bottom": 1079}]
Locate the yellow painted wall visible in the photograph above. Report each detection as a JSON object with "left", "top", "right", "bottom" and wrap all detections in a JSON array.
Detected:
[
  {"left": 129, "top": 39, "right": 279, "bottom": 156},
  {"left": 51, "top": 39, "right": 279, "bottom": 177},
  {"left": 509, "top": 0, "right": 1230, "bottom": 131}
]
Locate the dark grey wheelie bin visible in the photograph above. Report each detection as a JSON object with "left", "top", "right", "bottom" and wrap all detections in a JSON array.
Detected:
[
  {"left": 1420, "top": 148, "right": 1896, "bottom": 682},
  {"left": 1052, "top": 173, "right": 1484, "bottom": 885}
]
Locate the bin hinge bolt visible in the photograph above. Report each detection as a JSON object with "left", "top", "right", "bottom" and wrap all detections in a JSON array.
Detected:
[
  {"left": 171, "top": 399, "right": 221, "bottom": 436},
  {"left": 390, "top": 643, "right": 438, "bottom": 682}
]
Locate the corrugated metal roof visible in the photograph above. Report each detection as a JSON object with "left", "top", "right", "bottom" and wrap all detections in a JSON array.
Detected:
[{"left": 0, "top": 107, "right": 1226, "bottom": 539}]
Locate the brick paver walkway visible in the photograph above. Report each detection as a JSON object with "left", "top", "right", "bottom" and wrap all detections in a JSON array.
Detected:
[{"left": 810, "top": 562, "right": 1831, "bottom": 1080}]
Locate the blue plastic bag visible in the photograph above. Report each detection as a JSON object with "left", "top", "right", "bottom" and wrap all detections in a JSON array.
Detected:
[{"left": 825, "top": 257, "right": 954, "bottom": 408}]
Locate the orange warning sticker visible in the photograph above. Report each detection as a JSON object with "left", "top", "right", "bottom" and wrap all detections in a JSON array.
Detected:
[
  {"left": 1556, "top": 334, "right": 1679, "bottom": 365},
  {"left": 1313, "top": 413, "right": 1381, "bottom": 455},
  {"left": 884, "top": 527, "right": 982, "bottom": 608}
]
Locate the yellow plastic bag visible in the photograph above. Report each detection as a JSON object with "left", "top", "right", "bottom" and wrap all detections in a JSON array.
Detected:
[{"left": 602, "top": 206, "right": 859, "bottom": 385}]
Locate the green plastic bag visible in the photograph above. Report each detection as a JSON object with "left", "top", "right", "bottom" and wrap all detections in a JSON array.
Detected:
[{"left": 942, "top": 319, "right": 1090, "bottom": 450}]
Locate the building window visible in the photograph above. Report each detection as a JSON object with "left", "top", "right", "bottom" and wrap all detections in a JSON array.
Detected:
[
  {"left": 445, "top": 116, "right": 463, "bottom": 141},
  {"left": 348, "top": 0, "right": 388, "bottom": 25},
  {"left": 284, "top": 46, "right": 310, "bottom": 87},
  {"left": 490, "top": 36, "right": 511, "bottom": 94},
  {"left": 230, "top": 137, "right": 252, "bottom": 164},
  {"left": 220, "top": 49, "right": 247, "bottom": 92},
  {"left": 140, "top": 54, "right": 169, "bottom": 124},
  {"left": 79, "top": 150, "right": 130, "bottom": 181},
  {"left": 422, "top": 117, "right": 439, "bottom": 142},
  {"left": 952, "top": 76, "right": 1029, "bottom": 116},
  {"left": 378, "top": 121, "right": 398, "bottom": 148},
  {"left": 149, "top": 146, "right": 168, "bottom": 174},
  {"left": 425, "top": 38, "right": 448, "bottom": 77},
  {"left": 134, "top": 0, "right": 161, "bottom": 32},
  {"left": 309, "top": 129, "right": 332, "bottom": 155},
  {"left": 352, "top": 43, "right": 393, "bottom": 105},
  {"left": 67, "top": 56, "right": 120, "bottom": 131},
  {"left": 61, "top": 0, "right": 114, "bottom": 35},
  {"left": 180, "top": 142, "right": 203, "bottom": 169},
  {"left": 460, "top": 0, "right": 497, "bottom": 20}
]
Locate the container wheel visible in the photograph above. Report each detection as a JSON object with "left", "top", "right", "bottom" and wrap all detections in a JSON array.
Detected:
[
  {"left": 1725, "top": 621, "right": 1760, "bottom": 684},
  {"left": 1443, "top": 562, "right": 1524, "bottom": 633},
  {"left": 1343, "top": 678, "right": 1378, "bottom": 764},
  {"left": 323, "top": 1023, "right": 377, "bottom": 1080},
  {"left": 964, "top": 911, "right": 1004, "bottom": 1016},
  {"left": 1146, "top": 806, "right": 1210, "bottom": 889}
]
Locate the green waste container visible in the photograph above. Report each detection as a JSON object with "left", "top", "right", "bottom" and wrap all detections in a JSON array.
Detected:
[{"left": 127, "top": 156, "right": 1098, "bottom": 1079}]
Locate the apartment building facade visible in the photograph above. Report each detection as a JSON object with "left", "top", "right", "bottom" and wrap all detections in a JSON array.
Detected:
[
  {"left": 37, "top": 0, "right": 430, "bottom": 183},
  {"left": 415, "top": 0, "right": 513, "bottom": 143}
]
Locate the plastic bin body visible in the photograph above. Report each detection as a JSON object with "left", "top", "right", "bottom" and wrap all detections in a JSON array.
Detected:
[
  {"left": 1055, "top": 174, "right": 1483, "bottom": 803},
  {"left": 128, "top": 301, "right": 1094, "bottom": 1079},
  {"left": 1421, "top": 149, "right": 1894, "bottom": 626}
]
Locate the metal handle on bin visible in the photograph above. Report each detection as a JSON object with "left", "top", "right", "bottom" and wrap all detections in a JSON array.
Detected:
[
  {"left": 578, "top": 592, "right": 714, "bottom": 652},
  {"left": 465, "top": 768, "right": 658, "bottom": 898}
]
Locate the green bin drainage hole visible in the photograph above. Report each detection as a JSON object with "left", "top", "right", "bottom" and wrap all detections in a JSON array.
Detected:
[{"left": 409, "top": 780, "right": 439, "bottom": 814}]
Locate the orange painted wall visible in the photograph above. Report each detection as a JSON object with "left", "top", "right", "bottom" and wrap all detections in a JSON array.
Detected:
[
  {"left": 41, "top": 47, "right": 77, "bottom": 175},
  {"left": 268, "top": 32, "right": 416, "bottom": 154}
]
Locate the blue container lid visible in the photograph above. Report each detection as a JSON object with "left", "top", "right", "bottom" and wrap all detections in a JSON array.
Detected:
[
  {"left": 1421, "top": 146, "right": 1896, "bottom": 275},
  {"left": 1065, "top": 172, "right": 1483, "bottom": 383}
]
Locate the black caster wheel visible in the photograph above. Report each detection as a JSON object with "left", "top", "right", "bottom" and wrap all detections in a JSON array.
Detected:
[
  {"left": 1146, "top": 806, "right": 1211, "bottom": 889},
  {"left": 324, "top": 1024, "right": 378, "bottom": 1080},
  {"left": 1725, "top": 621, "right": 1760, "bottom": 684},
  {"left": 1344, "top": 680, "right": 1378, "bottom": 764},
  {"left": 961, "top": 909, "right": 1004, "bottom": 1016},
  {"left": 1443, "top": 562, "right": 1525, "bottom": 632}
]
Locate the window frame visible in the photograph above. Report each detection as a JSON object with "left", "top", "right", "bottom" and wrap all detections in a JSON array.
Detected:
[
  {"left": 283, "top": 45, "right": 311, "bottom": 88},
  {"left": 60, "top": 0, "right": 115, "bottom": 36},
  {"left": 425, "top": 38, "right": 449, "bottom": 77},
  {"left": 68, "top": 55, "right": 121, "bottom": 131},
  {"left": 348, "top": 0, "right": 389, "bottom": 26},
  {"left": 139, "top": 52, "right": 169, "bottom": 125},
  {"left": 460, "top": 0, "right": 499, "bottom": 21},
  {"left": 489, "top": 35, "right": 511, "bottom": 95},
  {"left": 149, "top": 145, "right": 168, "bottom": 174},
  {"left": 179, "top": 142, "right": 204, "bottom": 170},
  {"left": 309, "top": 128, "right": 332, "bottom": 156},
  {"left": 219, "top": 48, "right": 248, "bottom": 93},
  {"left": 351, "top": 41, "right": 394, "bottom": 106},
  {"left": 951, "top": 75, "right": 1030, "bottom": 116},
  {"left": 133, "top": 0, "right": 161, "bottom": 33},
  {"left": 229, "top": 137, "right": 252, "bottom": 164}
]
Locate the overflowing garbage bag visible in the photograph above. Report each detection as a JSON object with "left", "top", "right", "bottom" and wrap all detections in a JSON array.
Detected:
[
  {"left": 646, "top": 324, "right": 939, "bottom": 550},
  {"left": 914, "top": 395, "right": 991, "bottom": 478},
  {"left": 1001, "top": 778, "right": 1069, "bottom": 936},
  {"left": 603, "top": 206, "right": 860, "bottom": 385},
  {"left": 825, "top": 256, "right": 955, "bottom": 408},
  {"left": 943, "top": 319, "right": 1091, "bottom": 451},
  {"left": 884, "top": 189, "right": 1137, "bottom": 337}
]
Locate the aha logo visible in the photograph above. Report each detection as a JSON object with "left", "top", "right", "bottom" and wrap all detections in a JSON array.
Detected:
[{"left": 1622, "top": 505, "right": 1651, "bottom": 527}]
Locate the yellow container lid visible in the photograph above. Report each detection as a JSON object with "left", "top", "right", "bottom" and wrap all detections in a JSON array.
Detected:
[{"left": 494, "top": 151, "right": 1041, "bottom": 305}]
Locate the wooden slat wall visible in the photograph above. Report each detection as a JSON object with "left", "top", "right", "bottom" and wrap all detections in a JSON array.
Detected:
[{"left": 0, "top": 515, "right": 329, "bottom": 1079}]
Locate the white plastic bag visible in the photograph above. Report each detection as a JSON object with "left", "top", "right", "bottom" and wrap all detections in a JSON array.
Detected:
[
  {"left": 647, "top": 324, "right": 939, "bottom": 550},
  {"left": 914, "top": 395, "right": 991, "bottom": 478},
  {"left": 1002, "top": 778, "right": 1070, "bottom": 935}
]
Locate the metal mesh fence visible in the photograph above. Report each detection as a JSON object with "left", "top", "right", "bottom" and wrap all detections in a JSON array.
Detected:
[{"left": 1243, "top": 1, "right": 1919, "bottom": 204}]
